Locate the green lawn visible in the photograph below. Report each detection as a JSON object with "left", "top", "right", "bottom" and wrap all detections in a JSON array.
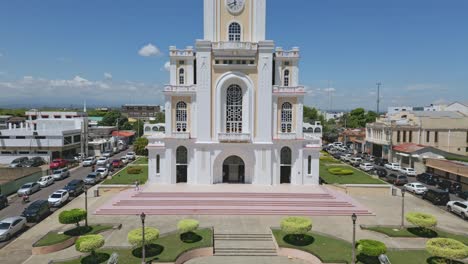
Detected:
[
  {"left": 362, "top": 226, "right": 468, "bottom": 245},
  {"left": 102, "top": 166, "right": 148, "bottom": 185},
  {"left": 34, "top": 224, "right": 113, "bottom": 247},
  {"left": 320, "top": 163, "right": 386, "bottom": 185},
  {"left": 132, "top": 157, "right": 148, "bottom": 165},
  {"left": 54, "top": 228, "right": 213, "bottom": 264}
]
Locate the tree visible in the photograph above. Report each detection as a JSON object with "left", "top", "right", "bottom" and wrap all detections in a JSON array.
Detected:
[
  {"left": 152, "top": 112, "right": 165, "bottom": 124},
  {"left": 127, "top": 227, "right": 160, "bottom": 248},
  {"left": 132, "top": 120, "right": 144, "bottom": 137},
  {"left": 120, "top": 121, "right": 133, "bottom": 131},
  {"left": 426, "top": 238, "right": 468, "bottom": 264},
  {"left": 99, "top": 111, "right": 127, "bottom": 127},
  {"left": 405, "top": 212, "right": 437, "bottom": 232},
  {"left": 177, "top": 219, "right": 199, "bottom": 242},
  {"left": 133, "top": 137, "right": 148, "bottom": 156},
  {"left": 75, "top": 234, "right": 105, "bottom": 260},
  {"left": 59, "top": 209, "right": 87, "bottom": 227},
  {"left": 280, "top": 216, "right": 312, "bottom": 242}
]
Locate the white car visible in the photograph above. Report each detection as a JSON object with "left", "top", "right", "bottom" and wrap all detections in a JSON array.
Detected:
[
  {"left": 400, "top": 167, "right": 417, "bottom": 176},
  {"left": 0, "top": 216, "right": 27, "bottom": 241},
  {"left": 340, "top": 154, "right": 352, "bottom": 161},
  {"left": 96, "top": 157, "right": 109, "bottom": 166},
  {"left": 350, "top": 157, "right": 362, "bottom": 166},
  {"left": 96, "top": 167, "right": 109, "bottom": 178},
  {"left": 120, "top": 157, "right": 129, "bottom": 165},
  {"left": 37, "top": 175, "right": 55, "bottom": 188},
  {"left": 446, "top": 201, "right": 468, "bottom": 220},
  {"left": 359, "top": 163, "right": 374, "bottom": 172},
  {"left": 102, "top": 152, "right": 112, "bottom": 158},
  {"left": 126, "top": 152, "right": 136, "bottom": 161},
  {"left": 82, "top": 157, "right": 96, "bottom": 167},
  {"left": 403, "top": 183, "right": 428, "bottom": 195},
  {"left": 385, "top": 163, "right": 401, "bottom": 171},
  {"left": 48, "top": 190, "right": 69, "bottom": 207}
]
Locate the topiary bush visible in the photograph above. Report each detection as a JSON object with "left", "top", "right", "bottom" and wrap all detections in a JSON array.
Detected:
[
  {"left": 426, "top": 238, "right": 468, "bottom": 263},
  {"left": 127, "top": 167, "right": 143, "bottom": 174},
  {"left": 59, "top": 208, "right": 87, "bottom": 227},
  {"left": 406, "top": 212, "right": 437, "bottom": 232},
  {"left": 328, "top": 167, "right": 354, "bottom": 175},
  {"left": 357, "top": 239, "right": 387, "bottom": 257},
  {"left": 177, "top": 219, "right": 200, "bottom": 243},
  {"left": 75, "top": 234, "right": 105, "bottom": 258},
  {"left": 127, "top": 227, "right": 160, "bottom": 248},
  {"left": 280, "top": 216, "right": 312, "bottom": 242}
]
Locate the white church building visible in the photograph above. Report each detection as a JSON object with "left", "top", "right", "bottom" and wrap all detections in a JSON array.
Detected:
[{"left": 145, "top": 0, "right": 322, "bottom": 185}]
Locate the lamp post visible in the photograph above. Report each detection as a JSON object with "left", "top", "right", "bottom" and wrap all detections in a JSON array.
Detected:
[
  {"left": 351, "top": 213, "right": 357, "bottom": 264},
  {"left": 140, "top": 212, "right": 146, "bottom": 264},
  {"left": 401, "top": 188, "right": 406, "bottom": 229},
  {"left": 84, "top": 185, "right": 88, "bottom": 227}
]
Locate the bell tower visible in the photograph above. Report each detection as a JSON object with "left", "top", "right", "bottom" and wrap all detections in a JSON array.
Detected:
[{"left": 204, "top": 0, "right": 266, "bottom": 42}]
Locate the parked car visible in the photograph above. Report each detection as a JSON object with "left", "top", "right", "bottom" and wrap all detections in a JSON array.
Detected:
[
  {"left": 49, "top": 158, "right": 68, "bottom": 170},
  {"left": 37, "top": 175, "right": 55, "bottom": 188},
  {"left": 52, "top": 168, "right": 70, "bottom": 180},
  {"left": 457, "top": 191, "right": 468, "bottom": 200},
  {"left": 0, "top": 216, "right": 27, "bottom": 241},
  {"left": 359, "top": 163, "right": 374, "bottom": 172},
  {"left": 350, "top": 157, "right": 362, "bottom": 167},
  {"left": 82, "top": 157, "right": 96, "bottom": 167},
  {"left": 386, "top": 174, "right": 408, "bottom": 185},
  {"left": 63, "top": 179, "right": 85, "bottom": 196},
  {"left": 437, "top": 179, "right": 452, "bottom": 191},
  {"left": 384, "top": 163, "right": 401, "bottom": 171},
  {"left": 21, "top": 200, "right": 50, "bottom": 222},
  {"left": 48, "top": 190, "right": 69, "bottom": 207},
  {"left": 113, "top": 159, "right": 124, "bottom": 168},
  {"left": 9, "top": 157, "right": 29, "bottom": 168},
  {"left": 73, "top": 153, "right": 85, "bottom": 162},
  {"left": 404, "top": 183, "right": 428, "bottom": 195},
  {"left": 96, "top": 167, "right": 109, "bottom": 178},
  {"left": 416, "top": 173, "right": 439, "bottom": 186},
  {"left": 340, "top": 154, "right": 352, "bottom": 162},
  {"left": 96, "top": 157, "right": 109, "bottom": 166},
  {"left": 374, "top": 158, "right": 389, "bottom": 167},
  {"left": 23, "top": 157, "right": 45, "bottom": 167},
  {"left": 367, "top": 155, "right": 375, "bottom": 162},
  {"left": 102, "top": 152, "right": 112, "bottom": 158},
  {"left": 375, "top": 168, "right": 388, "bottom": 178},
  {"left": 446, "top": 201, "right": 468, "bottom": 220},
  {"left": 126, "top": 152, "right": 136, "bottom": 161},
  {"left": 84, "top": 172, "right": 101, "bottom": 185},
  {"left": 0, "top": 194, "right": 8, "bottom": 209},
  {"left": 422, "top": 189, "right": 450, "bottom": 205},
  {"left": 17, "top": 182, "right": 41, "bottom": 196},
  {"left": 399, "top": 167, "right": 417, "bottom": 176},
  {"left": 450, "top": 183, "right": 462, "bottom": 194}
]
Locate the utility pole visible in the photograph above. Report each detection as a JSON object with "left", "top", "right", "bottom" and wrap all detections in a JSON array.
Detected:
[{"left": 376, "top": 82, "right": 382, "bottom": 114}]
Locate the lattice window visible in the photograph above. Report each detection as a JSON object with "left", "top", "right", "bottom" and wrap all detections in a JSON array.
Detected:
[
  {"left": 179, "top": 68, "right": 185, "bottom": 85},
  {"left": 176, "top": 101, "right": 187, "bottom": 132},
  {"left": 281, "top": 102, "right": 293, "bottom": 133},
  {"left": 176, "top": 146, "right": 188, "bottom": 165},
  {"left": 283, "top": 69, "right": 290, "bottom": 87},
  {"left": 280, "top": 147, "right": 292, "bottom": 165},
  {"left": 228, "top": 22, "right": 241, "bottom": 42},
  {"left": 226, "top": 85, "right": 243, "bottom": 133}
]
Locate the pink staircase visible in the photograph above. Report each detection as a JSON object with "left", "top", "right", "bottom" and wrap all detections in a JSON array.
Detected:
[{"left": 95, "top": 187, "right": 373, "bottom": 216}]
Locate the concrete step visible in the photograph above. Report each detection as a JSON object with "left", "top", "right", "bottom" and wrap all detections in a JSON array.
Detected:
[
  {"left": 114, "top": 200, "right": 352, "bottom": 207},
  {"left": 134, "top": 192, "right": 334, "bottom": 199},
  {"left": 215, "top": 240, "right": 276, "bottom": 249},
  {"left": 214, "top": 252, "right": 278, "bottom": 256}
]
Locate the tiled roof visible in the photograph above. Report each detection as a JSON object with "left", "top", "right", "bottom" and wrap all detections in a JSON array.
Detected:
[
  {"left": 393, "top": 143, "right": 427, "bottom": 153},
  {"left": 112, "top": 131, "right": 135, "bottom": 137}
]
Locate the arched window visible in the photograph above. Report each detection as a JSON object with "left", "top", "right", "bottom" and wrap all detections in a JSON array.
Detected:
[
  {"left": 176, "top": 146, "right": 188, "bottom": 165},
  {"left": 281, "top": 102, "right": 293, "bottom": 133},
  {"left": 176, "top": 101, "right": 187, "bottom": 132},
  {"left": 152, "top": 126, "right": 158, "bottom": 132},
  {"left": 159, "top": 126, "right": 165, "bottom": 132},
  {"left": 314, "top": 127, "right": 322, "bottom": 133},
  {"left": 179, "top": 68, "right": 185, "bottom": 85},
  {"left": 280, "top": 147, "right": 292, "bottom": 165},
  {"left": 228, "top": 22, "right": 241, "bottom": 42},
  {"left": 145, "top": 126, "right": 151, "bottom": 132},
  {"left": 226, "top": 85, "right": 243, "bottom": 133},
  {"left": 283, "top": 69, "right": 290, "bottom": 87},
  {"left": 308, "top": 155, "right": 312, "bottom": 175}
]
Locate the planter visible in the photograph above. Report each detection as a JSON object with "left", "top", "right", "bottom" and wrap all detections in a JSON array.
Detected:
[{"left": 32, "top": 236, "right": 77, "bottom": 255}]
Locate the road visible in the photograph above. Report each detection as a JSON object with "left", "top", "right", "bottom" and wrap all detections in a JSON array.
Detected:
[{"left": 0, "top": 149, "right": 132, "bottom": 248}]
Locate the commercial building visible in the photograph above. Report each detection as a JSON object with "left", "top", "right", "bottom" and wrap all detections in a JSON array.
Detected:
[
  {"left": 122, "top": 104, "right": 162, "bottom": 121},
  {"left": 426, "top": 159, "right": 468, "bottom": 192},
  {"left": 387, "top": 101, "right": 468, "bottom": 115},
  {"left": 338, "top": 128, "right": 366, "bottom": 152},
  {"left": 0, "top": 116, "right": 12, "bottom": 130}
]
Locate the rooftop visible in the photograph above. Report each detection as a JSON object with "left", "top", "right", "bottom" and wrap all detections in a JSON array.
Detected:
[
  {"left": 412, "top": 111, "right": 466, "bottom": 118},
  {"left": 393, "top": 143, "right": 427, "bottom": 153}
]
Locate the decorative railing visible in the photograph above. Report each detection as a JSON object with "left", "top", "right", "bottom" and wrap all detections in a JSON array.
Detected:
[
  {"left": 277, "top": 133, "right": 297, "bottom": 140},
  {"left": 164, "top": 85, "right": 197, "bottom": 93},
  {"left": 273, "top": 85, "right": 306, "bottom": 94},
  {"left": 172, "top": 132, "right": 190, "bottom": 139},
  {"left": 218, "top": 133, "right": 251, "bottom": 142},
  {"left": 169, "top": 49, "right": 194, "bottom": 57},
  {"left": 275, "top": 48, "right": 300, "bottom": 58},
  {"left": 212, "top": 42, "right": 258, "bottom": 51}
]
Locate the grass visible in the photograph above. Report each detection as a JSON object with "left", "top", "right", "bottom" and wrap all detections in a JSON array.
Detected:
[
  {"left": 34, "top": 224, "right": 113, "bottom": 247},
  {"left": 132, "top": 157, "right": 148, "bottom": 165},
  {"left": 102, "top": 166, "right": 148, "bottom": 185},
  {"left": 319, "top": 163, "right": 386, "bottom": 185},
  {"left": 54, "top": 228, "right": 213, "bottom": 264},
  {"left": 362, "top": 226, "right": 468, "bottom": 245}
]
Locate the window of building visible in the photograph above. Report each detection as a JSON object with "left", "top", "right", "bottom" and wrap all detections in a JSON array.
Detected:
[
  {"left": 16, "top": 136, "right": 26, "bottom": 139},
  {"left": 73, "top": 135, "right": 81, "bottom": 143},
  {"left": 64, "top": 136, "right": 72, "bottom": 145},
  {"left": 179, "top": 60, "right": 185, "bottom": 65},
  {"left": 281, "top": 102, "right": 293, "bottom": 133},
  {"left": 466, "top": 132, "right": 468, "bottom": 143},
  {"left": 175, "top": 101, "right": 187, "bottom": 132},
  {"left": 284, "top": 61, "right": 290, "bottom": 66},
  {"left": 226, "top": 85, "right": 243, "bottom": 133},
  {"left": 308, "top": 155, "right": 312, "bottom": 175},
  {"left": 179, "top": 68, "right": 185, "bottom": 85},
  {"left": 426, "top": 131, "right": 430, "bottom": 142},
  {"left": 156, "top": 155, "right": 160, "bottom": 174},
  {"left": 283, "top": 69, "right": 290, "bottom": 87},
  {"left": 35, "top": 136, "right": 46, "bottom": 140},
  {"left": 228, "top": 22, "right": 241, "bottom": 42},
  {"left": 435, "top": 131, "right": 438, "bottom": 143},
  {"left": 280, "top": 147, "right": 292, "bottom": 165},
  {"left": 397, "top": 131, "right": 401, "bottom": 143},
  {"left": 409, "top": 131, "right": 413, "bottom": 142},
  {"left": 403, "top": 131, "right": 407, "bottom": 142}
]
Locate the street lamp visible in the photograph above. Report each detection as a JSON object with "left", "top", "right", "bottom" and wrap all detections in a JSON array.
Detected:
[
  {"left": 351, "top": 213, "right": 357, "bottom": 264},
  {"left": 84, "top": 185, "right": 88, "bottom": 227},
  {"left": 401, "top": 188, "right": 406, "bottom": 229},
  {"left": 140, "top": 212, "right": 146, "bottom": 264}
]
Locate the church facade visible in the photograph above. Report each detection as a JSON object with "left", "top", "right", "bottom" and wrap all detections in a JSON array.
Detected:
[{"left": 145, "top": 0, "right": 322, "bottom": 185}]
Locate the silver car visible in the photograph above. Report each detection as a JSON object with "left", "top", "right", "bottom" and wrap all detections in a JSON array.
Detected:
[
  {"left": 0, "top": 216, "right": 27, "bottom": 241},
  {"left": 17, "top": 182, "right": 41, "bottom": 197},
  {"left": 52, "top": 168, "right": 70, "bottom": 180}
]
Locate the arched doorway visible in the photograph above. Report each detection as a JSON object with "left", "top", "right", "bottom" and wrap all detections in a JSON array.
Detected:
[
  {"left": 280, "top": 147, "right": 292, "bottom": 184},
  {"left": 176, "top": 146, "right": 188, "bottom": 183},
  {"left": 222, "top": 156, "right": 245, "bottom": 183}
]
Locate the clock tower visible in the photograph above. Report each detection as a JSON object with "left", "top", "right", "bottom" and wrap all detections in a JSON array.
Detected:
[{"left": 204, "top": 0, "right": 266, "bottom": 42}]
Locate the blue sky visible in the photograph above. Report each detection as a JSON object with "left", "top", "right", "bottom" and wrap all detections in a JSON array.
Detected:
[{"left": 0, "top": 0, "right": 467, "bottom": 110}]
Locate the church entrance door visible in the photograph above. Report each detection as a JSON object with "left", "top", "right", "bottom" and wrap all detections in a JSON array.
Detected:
[{"left": 222, "top": 156, "right": 245, "bottom": 183}]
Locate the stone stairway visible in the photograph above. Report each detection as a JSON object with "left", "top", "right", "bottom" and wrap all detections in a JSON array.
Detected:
[{"left": 214, "top": 233, "right": 277, "bottom": 256}]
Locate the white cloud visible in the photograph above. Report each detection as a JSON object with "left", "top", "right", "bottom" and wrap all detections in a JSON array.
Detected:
[
  {"left": 104, "top": 72, "right": 113, "bottom": 80},
  {"left": 163, "top": 61, "right": 170, "bottom": 71},
  {"left": 406, "top": 83, "right": 441, "bottom": 91},
  {"left": 138, "top": 43, "right": 161, "bottom": 57},
  {"left": 323, "top": 87, "right": 336, "bottom": 93}
]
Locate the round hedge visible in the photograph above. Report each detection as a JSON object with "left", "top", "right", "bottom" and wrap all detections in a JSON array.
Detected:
[
  {"left": 426, "top": 238, "right": 468, "bottom": 261},
  {"left": 59, "top": 209, "right": 87, "bottom": 226},
  {"left": 75, "top": 234, "right": 105, "bottom": 253},
  {"left": 177, "top": 219, "right": 199, "bottom": 234},
  {"left": 127, "top": 227, "right": 160, "bottom": 247},
  {"left": 406, "top": 212, "right": 438, "bottom": 229},
  {"left": 328, "top": 167, "right": 354, "bottom": 175},
  {"left": 357, "top": 239, "right": 387, "bottom": 257},
  {"left": 280, "top": 216, "right": 312, "bottom": 236}
]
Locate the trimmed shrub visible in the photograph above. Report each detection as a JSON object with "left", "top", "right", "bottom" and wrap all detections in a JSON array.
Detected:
[
  {"left": 357, "top": 239, "right": 387, "bottom": 257},
  {"left": 127, "top": 227, "right": 160, "bottom": 248},
  {"left": 75, "top": 234, "right": 105, "bottom": 254},
  {"left": 280, "top": 216, "right": 312, "bottom": 241},
  {"left": 178, "top": 219, "right": 199, "bottom": 234},
  {"left": 127, "top": 167, "right": 143, "bottom": 175},
  {"left": 426, "top": 238, "right": 468, "bottom": 262},
  {"left": 59, "top": 209, "right": 87, "bottom": 227},
  {"left": 328, "top": 167, "right": 354, "bottom": 175},
  {"left": 406, "top": 212, "right": 437, "bottom": 229}
]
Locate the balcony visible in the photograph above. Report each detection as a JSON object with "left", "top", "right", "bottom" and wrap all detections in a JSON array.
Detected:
[
  {"left": 275, "top": 47, "right": 300, "bottom": 58},
  {"left": 212, "top": 42, "right": 258, "bottom": 56},
  {"left": 172, "top": 132, "right": 190, "bottom": 139},
  {"left": 218, "top": 133, "right": 251, "bottom": 143},
  {"left": 164, "top": 85, "right": 197, "bottom": 95},
  {"left": 273, "top": 85, "right": 306, "bottom": 95},
  {"left": 277, "top": 133, "right": 298, "bottom": 140},
  {"left": 169, "top": 46, "right": 195, "bottom": 58}
]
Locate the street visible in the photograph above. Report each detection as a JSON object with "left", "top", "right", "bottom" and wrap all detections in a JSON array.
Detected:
[{"left": 0, "top": 149, "right": 131, "bottom": 249}]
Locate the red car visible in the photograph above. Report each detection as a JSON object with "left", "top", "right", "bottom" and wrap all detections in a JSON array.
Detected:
[
  {"left": 112, "top": 159, "right": 123, "bottom": 168},
  {"left": 49, "top": 158, "right": 68, "bottom": 170}
]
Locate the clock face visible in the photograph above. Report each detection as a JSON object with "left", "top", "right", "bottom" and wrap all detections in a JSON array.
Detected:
[{"left": 225, "top": 0, "right": 245, "bottom": 14}]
